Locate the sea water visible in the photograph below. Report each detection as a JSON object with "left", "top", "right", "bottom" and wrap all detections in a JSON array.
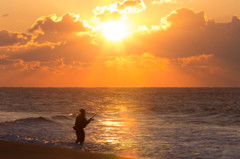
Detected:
[{"left": 0, "top": 88, "right": 240, "bottom": 159}]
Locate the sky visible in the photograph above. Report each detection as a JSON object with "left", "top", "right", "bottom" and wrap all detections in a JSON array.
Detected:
[{"left": 0, "top": 0, "right": 240, "bottom": 87}]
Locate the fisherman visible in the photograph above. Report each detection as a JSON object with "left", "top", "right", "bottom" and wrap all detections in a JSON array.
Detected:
[{"left": 73, "top": 109, "right": 94, "bottom": 145}]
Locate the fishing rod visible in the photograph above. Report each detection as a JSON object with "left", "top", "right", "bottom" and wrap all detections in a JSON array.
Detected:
[{"left": 90, "top": 114, "right": 97, "bottom": 120}]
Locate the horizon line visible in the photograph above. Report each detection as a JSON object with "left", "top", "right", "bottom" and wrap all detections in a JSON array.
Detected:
[{"left": 0, "top": 86, "right": 240, "bottom": 88}]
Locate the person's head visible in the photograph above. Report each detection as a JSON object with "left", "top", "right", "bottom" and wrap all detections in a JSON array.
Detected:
[{"left": 80, "top": 109, "right": 85, "bottom": 115}]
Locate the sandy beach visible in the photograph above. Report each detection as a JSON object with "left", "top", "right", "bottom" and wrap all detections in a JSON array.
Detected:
[{"left": 0, "top": 140, "right": 135, "bottom": 159}]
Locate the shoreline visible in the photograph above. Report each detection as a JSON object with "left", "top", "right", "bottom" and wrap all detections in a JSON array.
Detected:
[{"left": 0, "top": 140, "right": 135, "bottom": 159}]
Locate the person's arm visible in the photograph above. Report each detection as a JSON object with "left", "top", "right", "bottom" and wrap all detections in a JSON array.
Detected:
[
  {"left": 87, "top": 114, "right": 95, "bottom": 123},
  {"left": 85, "top": 117, "right": 94, "bottom": 127},
  {"left": 87, "top": 118, "right": 93, "bottom": 124}
]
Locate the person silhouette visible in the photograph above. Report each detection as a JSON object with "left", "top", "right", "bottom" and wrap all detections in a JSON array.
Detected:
[{"left": 73, "top": 109, "right": 94, "bottom": 145}]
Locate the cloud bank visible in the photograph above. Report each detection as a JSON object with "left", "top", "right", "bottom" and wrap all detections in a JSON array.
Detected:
[
  {"left": 29, "top": 13, "right": 91, "bottom": 43},
  {"left": 0, "top": 30, "right": 31, "bottom": 46},
  {"left": 1, "top": 6, "right": 240, "bottom": 86}
]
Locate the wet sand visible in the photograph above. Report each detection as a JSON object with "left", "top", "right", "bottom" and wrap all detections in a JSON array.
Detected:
[{"left": 0, "top": 140, "right": 135, "bottom": 159}]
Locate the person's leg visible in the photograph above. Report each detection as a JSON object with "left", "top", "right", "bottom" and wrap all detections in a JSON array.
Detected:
[
  {"left": 79, "top": 129, "right": 85, "bottom": 144},
  {"left": 76, "top": 129, "right": 81, "bottom": 143}
]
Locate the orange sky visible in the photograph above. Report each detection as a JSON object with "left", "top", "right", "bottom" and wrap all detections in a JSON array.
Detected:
[{"left": 0, "top": 0, "right": 240, "bottom": 87}]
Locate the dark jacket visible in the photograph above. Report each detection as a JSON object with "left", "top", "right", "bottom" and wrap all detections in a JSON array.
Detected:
[{"left": 74, "top": 114, "right": 91, "bottom": 130}]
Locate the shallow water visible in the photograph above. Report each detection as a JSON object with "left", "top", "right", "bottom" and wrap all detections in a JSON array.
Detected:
[{"left": 0, "top": 88, "right": 240, "bottom": 158}]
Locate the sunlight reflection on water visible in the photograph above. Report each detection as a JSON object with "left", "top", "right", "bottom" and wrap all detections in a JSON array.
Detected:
[{"left": 94, "top": 103, "right": 140, "bottom": 158}]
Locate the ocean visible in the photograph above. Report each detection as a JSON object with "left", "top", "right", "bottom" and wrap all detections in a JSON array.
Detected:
[{"left": 0, "top": 88, "right": 240, "bottom": 159}]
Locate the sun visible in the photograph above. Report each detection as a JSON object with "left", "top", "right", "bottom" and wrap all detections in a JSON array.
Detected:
[{"left": 101, "top": 20, "right": 128, "bottom": 42}]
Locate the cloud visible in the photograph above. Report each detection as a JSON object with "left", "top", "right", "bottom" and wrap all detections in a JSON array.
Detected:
[
  {"left": 152, "top": 0, "right": 177, "bottom": 4},
  {"left": 165, "top": 8, "right": 206, "bottom": 30},
  {"left": 0, "top": 55, "right": 40, "bottom": 72},
  {"left": 117, "top": 0, "right": 146, "bottom": 13},
  {"left": 29, "top": 13, "right": 91, "bottom": 43},
  {"left": 96, "top": 10, "right": 122, "bottom": 22},
  {"left": 4, "top": 35, "right": 98, "bottom": 64},
  {"left": 0, "top": 55, "right": 20, "bottom": 66},
  {"left": 0, "top": 30, "right": 31, "bottom": 46},
  {"left": 94, "top": 0, "right": 146, "bottom": 22},
  {"left": 152, "top": 0, "right": 190, "bottom": 4},
  {"left": 122, "top": 8, "right": 208, "bottom": 58},
  {"left": 0, "top": 42, "right": 95, "bottom": 73},
  {"left": 177, "top": 54, "right": 214, "bottom": 67},
  {"left": 105, "top": 52, "right": 169, "bottom": 71},
  {"left": 119, "top": 7, "right": 240, "bottom": 83},
  {"left": 1, "top": 8, "right": 240, "bottom": 86},
  {"left": 0, "top": 12, "right": 100, "bottom": 74},
  {"left": 6, "top": 8, "right": 239, "bottom": 73}
]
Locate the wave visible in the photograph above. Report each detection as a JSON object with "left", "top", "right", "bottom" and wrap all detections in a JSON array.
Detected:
[
  {"left": 0, "top": 114, "right": 76, "bottom": 127},
  {"left": 0, "top": 117, "right": 55, "bottom": 125},
  {"left": 51, "top": 115, "right": 71, "bottom": 120},
  {"left": 15, "top": 116, "right": 55, "bottom": 124}
]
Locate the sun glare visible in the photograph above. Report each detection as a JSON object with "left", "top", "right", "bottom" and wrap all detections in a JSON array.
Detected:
[{"left": 101, "top": 21, "right": 128, "bottom": 42}]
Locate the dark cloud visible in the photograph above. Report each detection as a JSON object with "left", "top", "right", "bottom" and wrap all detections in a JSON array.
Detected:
[
  {"left": 3, "top": 34, "right": 99, "bottom": 66},
  {"left": 0, "top": 35, "right": 99, "bottom": 73},
  {"left": 29, "top": 13, "right": 91, "bottom": 43},
  {"left": 0, "top": 55, "right": 45, "bottom": 72},
  {"left": 0, "top": 30, "right": 31, "bottom": 46},
  {"left": 166, "top": 8, "right": 206, "bottom": 30},
  {"left": 123, "top": 8, "right": 240, "bottom": 73},
  {"left": 0, "top": 55, "right": 15, "bottom": 65},
  {"left": 0, "top": 13, "right": 99, "bottom": 71}
]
